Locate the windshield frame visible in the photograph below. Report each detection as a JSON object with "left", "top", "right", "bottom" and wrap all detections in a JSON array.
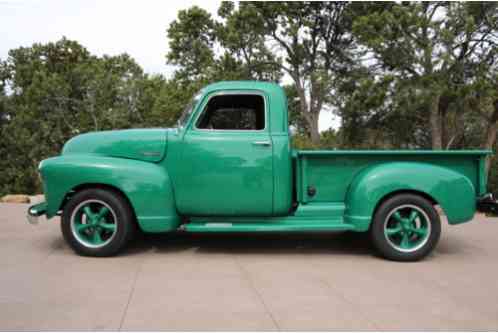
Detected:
[{"left": 177, "top": 91, "right": 203, "bottom": 129}]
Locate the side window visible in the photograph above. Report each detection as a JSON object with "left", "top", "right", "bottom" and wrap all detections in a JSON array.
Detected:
[{"left": 196, "top": 94, "right": 265, "bottom": 130}]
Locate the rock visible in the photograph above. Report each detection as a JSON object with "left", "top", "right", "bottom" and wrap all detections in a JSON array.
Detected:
[
  {"left": 29, "top": 195, "right": 45, "bottom": 204},
  {"left": 1, "top": 194, "right": 31, "bottom": 203}
]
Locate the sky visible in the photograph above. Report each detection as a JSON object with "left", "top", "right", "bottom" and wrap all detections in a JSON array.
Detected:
[{"left": 0, "top": 0, "right": 339, "bottom": 131}]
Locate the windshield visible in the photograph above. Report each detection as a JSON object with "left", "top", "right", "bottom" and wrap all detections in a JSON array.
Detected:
[{"left": 177, "top": 91, "right": 202, "bottom": 128}]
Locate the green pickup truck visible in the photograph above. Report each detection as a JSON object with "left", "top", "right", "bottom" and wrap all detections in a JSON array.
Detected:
[{"left": 28, "top": 81, "right": 496, "bottom": 261}]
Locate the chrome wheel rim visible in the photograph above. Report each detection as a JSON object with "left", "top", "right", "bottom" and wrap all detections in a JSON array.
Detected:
[
  {"left": 383, "top": 204, "right": 431, "bottom": 253},
  {"left": 70, "top": 199, "right": 118, "bottom": 249}
]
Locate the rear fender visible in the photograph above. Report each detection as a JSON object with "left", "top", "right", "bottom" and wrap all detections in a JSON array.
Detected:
[
  {"left": 344, "top": 162, "right": 476, "bottom": 231},
  {"left": 40, "top": 155, "right": 180, "bottom": 232}
]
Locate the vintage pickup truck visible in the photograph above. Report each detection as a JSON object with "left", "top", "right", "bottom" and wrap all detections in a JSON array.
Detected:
[{"left": 28, "top": 81, "right": 496, "bottom": 261}]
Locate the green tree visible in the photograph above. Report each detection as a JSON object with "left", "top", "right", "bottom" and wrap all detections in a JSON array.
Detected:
[
  {"left": 166, "top": 2, "right": 358, "bottom": 144},
  {"left": 250, "top": 2, "right": 357, "bottom": 144},
  {"left": 167, "top": 6, "right": 217, "bottom": 82},
  {"left": 354, "top": 2, "right": 498, "bottom": 149},
  {"left": 0, "top": 38, "right": 177, "bottom": 195},
  {"left": 148, "top": 78, "right": 203, "bottom": 127}
]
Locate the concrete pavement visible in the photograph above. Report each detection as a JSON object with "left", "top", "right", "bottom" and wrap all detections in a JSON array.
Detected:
[{"left": 1, "top": 202, "right": 498, "bottom": 330}]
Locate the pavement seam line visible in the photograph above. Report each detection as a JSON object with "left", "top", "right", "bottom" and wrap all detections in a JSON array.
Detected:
[
  {"left": 234, "top": 257, "right": 281, "bottom": 331},
  {"left": 119, "top": 259, "right": 143, "bottom": 331},
  {"left": 319, "top": 277, "right": 380, "bottom": 330}
]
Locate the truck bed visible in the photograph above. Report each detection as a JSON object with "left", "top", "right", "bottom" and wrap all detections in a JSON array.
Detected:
[{"left": 294, "top": 150, "right": 491, "bottom": 204}]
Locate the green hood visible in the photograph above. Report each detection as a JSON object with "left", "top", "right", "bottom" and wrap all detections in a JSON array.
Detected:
[{"left": 62, "top": 129, "right": 168, "bottom": 163}]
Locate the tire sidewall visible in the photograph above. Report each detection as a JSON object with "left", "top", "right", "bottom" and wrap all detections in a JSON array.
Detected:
[
  {"left": 61, "top": 188, "right": 134, "bottom": 257},
  {"left": 371, "top": 194, "right": 441, "bottom": 261}
]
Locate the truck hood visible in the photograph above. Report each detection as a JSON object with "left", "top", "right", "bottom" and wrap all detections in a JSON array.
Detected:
[{"left": 62, "top": 128, "right": 169, "bottom": 163}]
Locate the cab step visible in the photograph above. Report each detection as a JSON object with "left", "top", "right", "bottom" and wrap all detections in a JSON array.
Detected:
[
  {"left": 183, "top": 202, "right": 356, "bottom": 233},
  {"left": 183, "top": 219, "right": 354, "bottom": 233}
]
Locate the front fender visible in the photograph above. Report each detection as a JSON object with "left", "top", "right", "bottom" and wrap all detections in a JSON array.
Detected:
[
  {"left": 40, "top": 154, "right": 180, "bottom": 232},
  {"left": 344, "top": 162, "right": 476, "bottom": 231}
]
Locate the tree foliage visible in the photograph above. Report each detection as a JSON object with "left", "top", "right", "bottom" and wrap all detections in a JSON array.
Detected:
[
  {"left": 352, "top": 2, "right": 498, "bottom": 150},
  {"left": 2, "top": 2, "right": 498, "bottom": 196},
  {"left": 0, "top": 38, "right": 184, "bottom": 195},
  {"left": 167, "top": 2, "right": 357, "bottom": 144}
]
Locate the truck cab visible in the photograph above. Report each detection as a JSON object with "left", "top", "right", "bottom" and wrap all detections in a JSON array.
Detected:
[
  {"left": 28, "top": 81, "right": 495, "bottom": 261},
  {"left": 169, "top": 81, "right": 292, "bottom": 217}
]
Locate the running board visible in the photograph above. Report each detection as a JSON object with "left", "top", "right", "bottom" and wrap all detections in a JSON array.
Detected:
[
  {"left": 183, "top": 219, "right": 355, "bottom": 233},
  {"left": 183, "top": 203, "right": 356, "bottom": 233}
]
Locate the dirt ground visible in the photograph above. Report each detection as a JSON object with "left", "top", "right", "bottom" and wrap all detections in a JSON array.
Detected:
[{"left": 1, "top": 202, "right": 498, "bottom": 330}]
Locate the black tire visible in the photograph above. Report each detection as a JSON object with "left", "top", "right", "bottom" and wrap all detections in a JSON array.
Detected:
[
  {"left": 370, "top": 193, "right": 441, "bottom": 262},
  {"left": 61, "top": 188, "right": 136, "bottom": 257}
]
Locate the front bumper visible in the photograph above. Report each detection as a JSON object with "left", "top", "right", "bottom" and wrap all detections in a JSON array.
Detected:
[
  {"left": 26, "top": 202, "right": 47, "bottom": 225},
  {"left": 477, "top": 193, "right": 498, "bottom": 216}
]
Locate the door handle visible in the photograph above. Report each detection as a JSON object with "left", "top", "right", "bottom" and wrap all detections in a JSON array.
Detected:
[{"left": 252, "top": 141, "right": 272, "bottom": 147}]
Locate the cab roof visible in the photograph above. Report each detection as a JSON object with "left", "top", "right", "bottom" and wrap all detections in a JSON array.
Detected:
[{"left": 203, "top": 80, "right": 284, "bottom": 95}]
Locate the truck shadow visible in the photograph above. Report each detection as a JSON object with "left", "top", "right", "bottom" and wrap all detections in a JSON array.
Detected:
[
  {"left": 45, "top": 230, "right": 466, "bottom": 260},
  {"left": 122, "top": 231, "right": 376, "bottom": 257}
]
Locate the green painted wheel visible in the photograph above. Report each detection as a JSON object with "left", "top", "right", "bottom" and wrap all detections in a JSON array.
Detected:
[
  {"left": 62, "top": 188, "right": 136, "bottom": 257},
  {"left": 383, "top": 204, "right": 431, "bottom": 253},
  {"left": 371, "top": 194, "right": 440, "bottom": 261},
  {"left": 70, "top": 199, "right": 118, "bottom": 249}
]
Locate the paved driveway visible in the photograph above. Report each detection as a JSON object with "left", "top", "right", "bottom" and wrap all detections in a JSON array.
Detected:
[{"left": 1, "top": 203, "right": 498, "bottom": 330}]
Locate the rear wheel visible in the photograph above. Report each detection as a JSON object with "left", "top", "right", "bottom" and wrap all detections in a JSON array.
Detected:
[
  {"left": 61, "top": 188, "right": 136, "bottom": 257},
  {"left": 370, "top": 194, "right": 441, "bottom": 261}
]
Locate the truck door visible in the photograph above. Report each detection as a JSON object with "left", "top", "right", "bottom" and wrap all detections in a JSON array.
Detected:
[{"left": 178, "top": 91, "right": 273, "bottom": 216}]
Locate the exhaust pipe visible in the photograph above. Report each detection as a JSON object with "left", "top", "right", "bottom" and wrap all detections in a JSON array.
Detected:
[{"left": 477, "top": 193, "right": 498, "bottom": 216}]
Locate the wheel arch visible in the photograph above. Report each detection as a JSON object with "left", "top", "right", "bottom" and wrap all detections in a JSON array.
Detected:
[
  {"left": 344, "top": 162, "right": 476, "bottom": 230},
  {"left": 59, "top": 183, "right": 137, "bottom": 220},
  {"left": 371, "top": 189, "right": 439, "bottom": 227},
  {"left": 40, "top": 154, "right": 181, "bottom": 233}
]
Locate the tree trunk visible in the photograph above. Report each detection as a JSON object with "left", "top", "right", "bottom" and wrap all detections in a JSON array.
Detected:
[
  {"left": 439, "top": 95, "right": 450, "bottom": 148},
  {"left": 447, "top": 100, "right": 467, "bottom": 149},
  {"left": 294, "top": 77, "right": 321, "bottom": 145},
  {"left": 429, "top": 93, "right": 442, "bottom": 149},
  {"left": 483, "top": 101, "right": 498, "bottom": 174},
  {"left": 307, "top": 113, "right": 320, "bottom": 145}
]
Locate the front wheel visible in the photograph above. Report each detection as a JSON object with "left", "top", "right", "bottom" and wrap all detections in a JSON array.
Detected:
[
  {"left": 61, "top": 188, "right": 136, "bottom": 257},
  {"left": 370, "top": 194, "right": 441, "bottom": 261}
]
